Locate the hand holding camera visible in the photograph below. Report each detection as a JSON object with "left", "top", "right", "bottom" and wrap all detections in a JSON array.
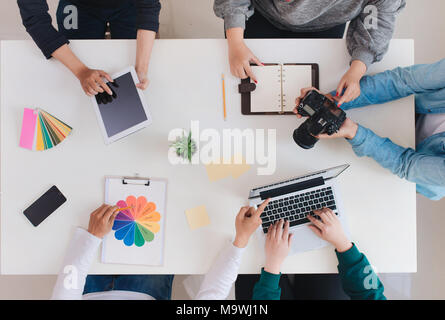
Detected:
[{"left": 293, "top": 87, "right": 358, "bottom": 146}]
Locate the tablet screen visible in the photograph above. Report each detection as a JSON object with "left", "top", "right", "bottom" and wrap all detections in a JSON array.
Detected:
[{"left": 98, "top": 72, "right": 148, "bottom": 137}]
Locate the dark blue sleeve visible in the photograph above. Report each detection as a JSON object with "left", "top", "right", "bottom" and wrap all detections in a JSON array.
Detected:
[
  {"left": 17, "top": 0, "right": 69, "bottom": 59},
  {"left": 136, "top": 0, "right": 161, "bottom": 32}
]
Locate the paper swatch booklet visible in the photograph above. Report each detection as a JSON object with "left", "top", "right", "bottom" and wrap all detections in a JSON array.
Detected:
[
  {"left": 239, "top": 63, "right": 319, "bottom": 115},
  {"left": 102, "top": 176, "right": 167, "bottom": 266},
  {"left": 19, "top": 108, "right": 72, "bottom": 151}
]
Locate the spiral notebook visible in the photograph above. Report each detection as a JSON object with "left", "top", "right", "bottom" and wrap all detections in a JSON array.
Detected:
[{"left": 239, "top": 63, "right": 319, "bottom": 115}]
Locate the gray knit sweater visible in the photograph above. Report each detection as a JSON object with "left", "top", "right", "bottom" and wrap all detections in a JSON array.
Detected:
[{"left": 214, "top": 0, "right": 406, "bottom": 68}]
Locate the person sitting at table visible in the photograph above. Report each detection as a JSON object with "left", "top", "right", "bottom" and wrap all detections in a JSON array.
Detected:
[
  {"left": 251, "top": 208, "right": 385, "bottom": 300},
  {"left": 294, "top": 59, "right": 445, "bottom": 201},
  {"left": 51, "top": 199, "right": 270, "bottom": 299},
  {"left": 17, "top": 0, "right": 160, "bottom": 96},
  {"left": 214, "top": 0, "right": 406, "bottom": 106}
]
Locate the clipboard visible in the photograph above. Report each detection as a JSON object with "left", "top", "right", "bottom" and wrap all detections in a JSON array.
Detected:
[
  {"left": 101, "top": 176, "right": 167, "bottom": 266},
  {"left": 239, "top": 63, "right": 319, "bottom": 115}
]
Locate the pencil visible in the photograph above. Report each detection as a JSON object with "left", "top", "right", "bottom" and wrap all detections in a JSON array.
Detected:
[
  {"left": 222, "top": 73, "right": 227, "bottom": 121},
  {"left": 115, "top": 206, "right": 133, "bottom": 213}
]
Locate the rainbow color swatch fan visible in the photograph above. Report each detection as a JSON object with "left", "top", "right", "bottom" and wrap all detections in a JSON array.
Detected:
[
  {"left": 112, "top": 196, "right": 161, "bottom": 247},
  {"left": 19, "top": 108, "right": 72, "bottom": 151}
]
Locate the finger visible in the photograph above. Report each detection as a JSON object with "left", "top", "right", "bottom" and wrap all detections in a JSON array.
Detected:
[
  {"left": 269, "top": 221, "right": 277, "bottom": 239},
  {"left": 98, "top": 70, "right": 113, "bottom": 83},
  {"left": 288, "top": 233, "right": 294, "bottom": 246},
  {"left": 237, "top": 66, "right": 247, "bottom": 80},
  {"left": 336, "top": 80, "right": 346, "bottom": 98},
  {"left": 308, "top": 225, "right": 322, "bottom": 238},
  {"left": 337, "top": 86, "right": 353, "bottom": 106},
  {"left": 236, "top": 206, "right": 250, "bottom": 220},
  {"left": 244, "top": 62, "right": 257, "bottom": 83},
  {"left": 275, "top": 219, "right": 284, "bottom": 239},
  {"left": 267, "top": 224, "right": 274, "bottom": 239},
  {"left": 307, "top": 214, "right": 324, "bottom": 230},
  {"left": 246, "top": 207, "right": 255, "bottom": 218},
  {"left": 255, "top": 198, "right": 271, "bottom": 217},
  {"left": 282, "top": 220, "right": 290, "bottom": 240},
  {"left": 87, "top": 85, "right": 98, "bottom": 96},
  {"left": 104, "top": 205, "right": 118, "bottom": 221},
  {"left": 92, "top": 204, "right": 107, "bottom": 216},
  {"left": 96, "top": 77, "right": 113, "bottom": 95},
  {"left": 96, "top": 204, "right": 112, "bottom": 218},
  {"left": 250, "top": 54, "right": 263, "bottom": 67}
]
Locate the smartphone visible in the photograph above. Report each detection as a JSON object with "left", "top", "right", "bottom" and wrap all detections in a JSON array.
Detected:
[{"left": 23, "top": 186, "right": 67, "bottom": 227}]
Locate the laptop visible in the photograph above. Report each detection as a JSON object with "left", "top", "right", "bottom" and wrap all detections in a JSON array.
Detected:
[{"left": 248, "top": 164, "right": 350, "bottom": 254}]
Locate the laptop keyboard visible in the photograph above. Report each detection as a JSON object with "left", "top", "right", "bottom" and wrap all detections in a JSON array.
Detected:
[{"left": 260, "top": 186, "right": 337, "bottom": 234}]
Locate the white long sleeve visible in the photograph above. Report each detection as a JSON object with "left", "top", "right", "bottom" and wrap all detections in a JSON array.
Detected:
[
  {"left": 51, "top": 227, "right": 102, "bottom": 300},
  {"left": 194, "top": 241, "right": 245, "bottom": 300}
]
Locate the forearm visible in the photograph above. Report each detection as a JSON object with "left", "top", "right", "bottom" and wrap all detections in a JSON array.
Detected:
[
  {"left": 334, "top": 60, "right": 445, "bottom": 110},
  {"left": 195, "top": 241, "right": 245, "bottom": 300},
  {"left": 348, "top": 125, "right": 445, "bottom": 186},
  {"left": 135, "top": 30, "right": 156, "bottom": 76},
  {"left": 252, "top": 269, "right": 281, "bottom": 300},
  {"left": 336, "top": 243, "right": 386, "bottom": 300},
  {"left": 52, "top": 44, "right": 88, "bottom": 80},
  {"left": 51, "top": 228, "right": 102, "bottom": 300}
]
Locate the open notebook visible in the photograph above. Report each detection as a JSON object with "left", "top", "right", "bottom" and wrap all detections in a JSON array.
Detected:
[{"left": 239, "top": 63, "right": 318, "bottom": 115}]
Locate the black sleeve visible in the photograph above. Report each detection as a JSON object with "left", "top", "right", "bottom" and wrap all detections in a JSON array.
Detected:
[
  {"left": 17, "top": 0, "right": 69, "bottom": 59},
  {"left": 136, "top": 0, "right": 161, "bottom": 32}
]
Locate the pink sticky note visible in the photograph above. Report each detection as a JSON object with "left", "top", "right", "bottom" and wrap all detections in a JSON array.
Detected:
[{"left": 19, "top": 108, "right": 37, "bottom": 150}]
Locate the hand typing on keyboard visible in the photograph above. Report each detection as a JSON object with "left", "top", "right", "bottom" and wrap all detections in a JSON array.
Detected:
[
  {"left": 264, "top": 219, "right": 293, "bottom": 275},
  {"left": 307, "top": 208, "right": 352, "bottom": 253},
  {"left": 233, "top": 198, "right": 271, "bottom": 248}
]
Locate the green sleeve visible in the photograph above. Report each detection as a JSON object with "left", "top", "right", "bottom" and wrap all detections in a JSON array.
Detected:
[
  {"left": 252, "top": 268, "right": 281, "bottom": 300},
  {"left": 336, "top": 243, "right": 386, "bottom": 300}
]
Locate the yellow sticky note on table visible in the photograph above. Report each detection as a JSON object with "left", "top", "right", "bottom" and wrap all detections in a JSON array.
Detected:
[
  {"left": 205, "top": 156, "right": 251, "bottom": 182},
  {"left": 185, "top": 205, "right": 210, "bottom": 230}
]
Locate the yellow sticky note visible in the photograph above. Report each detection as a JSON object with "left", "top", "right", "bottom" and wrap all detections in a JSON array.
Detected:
[
  {"left": 185, "top": 205, "right": 210, "bottom": 230},
  {"left": 204, "top": 156, "right": 251, "bottom": 182}
]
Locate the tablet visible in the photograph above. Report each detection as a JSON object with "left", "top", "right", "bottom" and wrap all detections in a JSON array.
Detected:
[{"left": 91, "top": 66, "right": 152, "bottom": 145}]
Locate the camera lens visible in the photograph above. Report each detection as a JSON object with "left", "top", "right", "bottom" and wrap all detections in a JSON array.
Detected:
[{"left": 293, "top": 122, "right": 319, "bottom": 149}]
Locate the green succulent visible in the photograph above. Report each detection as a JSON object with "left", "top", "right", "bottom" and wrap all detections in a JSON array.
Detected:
[{"left": 170, "top": 130, "right": 197, "bottom": 162}]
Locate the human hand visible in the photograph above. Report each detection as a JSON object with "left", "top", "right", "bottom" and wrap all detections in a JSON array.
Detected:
[
  {"left": 334, "top": 60, "right": 367, "bottom": 107},
  {"left": 307, "top": 208, "right": 352, "bottom": 253},
  {"left": 316, "top": 117, "right": 358, "bottom": 140},
  {"left": 227, "top": 28, "right": 263, "bottom": 82},
  {"left": 293, "top": 87, "right": 335, "bottom": 119},
  {"left": 87, "top": 204, "right": 119, "bottom": 239},
  {"left": 264, "top": 220, "right": 293, "bottom": 274},
  {"left": 95, "top": 81, "right": 118, "bottom": 105},
  {"left": 76, "top": 67, "right": 114, "bottom": 97},
  {"left": 233, "top": 198, "right": 270, "bottom": 248}
]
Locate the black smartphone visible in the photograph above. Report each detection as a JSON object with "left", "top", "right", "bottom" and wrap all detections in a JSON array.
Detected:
[{"left": 23, "top": 186, "right": 67, "bottom": 226}]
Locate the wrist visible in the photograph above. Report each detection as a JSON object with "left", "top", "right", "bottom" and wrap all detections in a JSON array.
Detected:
[
  {"left": 345, "top": 121, "right": 358, "bottom": 140},
  {"left": 227, "top": 28, "right": 245, "bottom": 46},
  {"left": 264, "top": 261, "right": 281, "bottom": 275},
  {"left": 73, "top": 63, "right": 89, "bottom": 79},
  {"left": 334, "top": 238, "right": 352, "bottom": 253},
  {"left": 233, "top": 235, "right": 249, "bottom": 248}
]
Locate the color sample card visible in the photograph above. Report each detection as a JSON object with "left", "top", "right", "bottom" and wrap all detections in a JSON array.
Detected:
[
  {"left": 19, "top": 108, "right": 72, "bottom": 151},
  {"left": 185, "top": 205, "right": 210, "bottom": 230}
]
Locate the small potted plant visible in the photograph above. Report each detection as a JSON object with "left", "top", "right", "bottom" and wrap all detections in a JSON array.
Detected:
[{"left": 170, "top": 130, "right": 197, "bottom": 163}]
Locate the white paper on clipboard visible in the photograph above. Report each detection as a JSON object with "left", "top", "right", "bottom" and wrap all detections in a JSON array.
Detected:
[{"left": 102, "top": 176, "right": 167, "bottom": 266}]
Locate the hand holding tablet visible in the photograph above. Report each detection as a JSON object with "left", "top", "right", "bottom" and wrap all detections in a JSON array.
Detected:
[{"left": 91, "top": 66, "right": 152, "bottom": 145}]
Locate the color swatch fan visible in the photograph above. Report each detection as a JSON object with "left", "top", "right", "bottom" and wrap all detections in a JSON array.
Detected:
[
  {"left": 19, "top": 108, "right": 72, "bottom": 151},
  {"left": 113, "top": 196, "right": 161, "bottom": 247}
]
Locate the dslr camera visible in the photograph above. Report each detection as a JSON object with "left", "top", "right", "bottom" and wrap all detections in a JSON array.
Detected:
[{"left": 293, "top": 90, "right": 346, "bottom": 149}]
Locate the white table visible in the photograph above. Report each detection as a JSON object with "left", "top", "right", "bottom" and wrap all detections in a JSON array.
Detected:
[{"left": 1, "top": 39, "right": 416, "bottom": 275}]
